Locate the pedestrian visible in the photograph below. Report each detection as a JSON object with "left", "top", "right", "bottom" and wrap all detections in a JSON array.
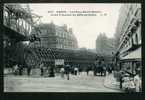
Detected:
[
  {"left": 49, "top": 65, "right": 55, "bottom": 77},
  {"left": 122, "top": 75, "right": 130, "bottom": 92},
  {"left": 18, "top": 64, "right": 23, "bottom": 75},
  {"left": 74, "top": 67, "right": 78, "bottom": 75},
  {"left": 101, "top": 61, "right": 106, "bottom": 76},
  {"left": 78, "top": 64, "right": 82, "bottom": 75},
  {"left": 13, "top": 64, "right": 18, "bottom": 75},
  {"left": 100, "top": 63, "right": 103, "bottom": 76},
  {"left": 27, "top": 66, "right": 31, "bottom": 76},
  {"left": 110, "top": 66, "right": 113, "bottom": 74},
  {"left": 70, "top": 66, "right": 74, "bottom": 75},
  {"left": 93, "top": 63, "right": 97, "bottom": 76},
  {"left": 107, "top": 64, "right": 111, "bottom": 74},
  {"left": 40, "top": 63, "right": 44, "bottom": 76},
  {"left": 64, "top": 64, "right": 70, "bottom": 80},
  {"left": 97, "top": 61, "right": 102, "bottom": 76},
  {"left": 60, "top": 67, "right": 65, "bottom": 78},
  {"left": 134, "top": 71, "right": 141, "bottom": 92},
  {"left": 86, "top": 67, "right": 89, "bottom": 76},
  {"left": 102, "top": 64, "right": 106, "bottom": 76},
  {"left": 110, "top": 63, "right": 114, "bottom": 73},
  {"left": 87, "top": 65, "right": 91, "bottom": 76},
  {"left": 128, "top": 78, "right": 136, "bottom": 93}
]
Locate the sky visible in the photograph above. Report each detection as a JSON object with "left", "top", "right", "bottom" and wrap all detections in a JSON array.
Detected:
[{"left": 28, "top": 3, "right": 122, "bottom": 49}]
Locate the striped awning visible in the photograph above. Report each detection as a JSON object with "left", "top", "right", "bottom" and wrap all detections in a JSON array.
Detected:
[{"left": 120, "top": 47, "right": 141, "bottom": 60}]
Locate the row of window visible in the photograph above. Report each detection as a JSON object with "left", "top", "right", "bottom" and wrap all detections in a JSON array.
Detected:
[
  {"left": 40, "top": 38, "right": 77, "bottom": 49},
  {"left": 56, "top": 44, "right": 76, "bottom": 49},
  {"left": 55, "top": 31, "right": 74, "bottom": 39},
  {"left": 41, "top": 27, "right": 76, "bottom": 43}
]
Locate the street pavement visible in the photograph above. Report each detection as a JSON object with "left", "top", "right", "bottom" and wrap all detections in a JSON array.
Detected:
[
  {"left": 104, "top": 73, "right": 121, "bottom": 91},
  {"left": 4, "top": 71, "right": 122, "bottom": 92}
]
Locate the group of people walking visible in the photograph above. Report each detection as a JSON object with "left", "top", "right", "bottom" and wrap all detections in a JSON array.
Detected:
[
  {"left": 117, "top": 66, "right": 142, "bottom": 92},
  {"left": 12, "top": 61, "right": 113, "bottom": 79},
  {"left": 39, "top": 63, "right": 55, "bottom": 77},
  {"left": 12, "top": 62, "right": 55, "bottom": 77},
  {"left": 13, "top": 64, "right": 31, "bottom": 76},
  {"left": 93, "top": 60, "right": 114, "bottom": 76},
  {"left": 60, "top": 64, "right": 79, "bottom": 80},
  {"left": 59, "top": 62, "right": 114, "bottom": 80},
  {"left": 9, "top": 59, "right": 142, "bottom": 92}
]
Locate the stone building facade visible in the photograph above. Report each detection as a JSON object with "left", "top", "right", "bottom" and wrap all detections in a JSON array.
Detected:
[
  {"left": 115, "top": 4, "right": 141, "bottom": 74},
  {"left": 116, "top": 4, "right": 141, "bottom": 58},
  {"left": 33, "top": 22, "right": 78, "bottom": 49}
]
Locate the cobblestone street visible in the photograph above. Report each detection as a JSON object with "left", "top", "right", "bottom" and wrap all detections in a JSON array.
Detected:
[{"left": 4, "top": 71, "right": 121, "bottom": 92}]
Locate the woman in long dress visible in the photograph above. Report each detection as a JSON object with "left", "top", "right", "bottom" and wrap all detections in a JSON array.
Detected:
[{"left": 134, "top": 72, "right": 141, "bottom": 92}]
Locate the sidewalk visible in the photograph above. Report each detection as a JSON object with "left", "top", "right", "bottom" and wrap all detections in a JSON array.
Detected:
[{"left": 103, "top": 73, "right": 121, "bottom": 91}]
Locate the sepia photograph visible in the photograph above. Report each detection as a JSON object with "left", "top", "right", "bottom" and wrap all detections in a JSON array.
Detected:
[{"left": 3, "top": 3, "right": 142, "bottom": 92}]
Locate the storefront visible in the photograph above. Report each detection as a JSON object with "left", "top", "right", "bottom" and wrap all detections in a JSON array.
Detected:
[
  {"left": 118, "top": 47, "right": 142, "bottom": 92},
  {"left": 120, "top": 47, "right": 141, "bottom": 75}
]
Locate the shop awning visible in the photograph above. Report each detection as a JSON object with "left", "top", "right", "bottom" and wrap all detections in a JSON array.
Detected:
[{"left": 120, "top": 47, "right": 141, "bottom": 60}]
